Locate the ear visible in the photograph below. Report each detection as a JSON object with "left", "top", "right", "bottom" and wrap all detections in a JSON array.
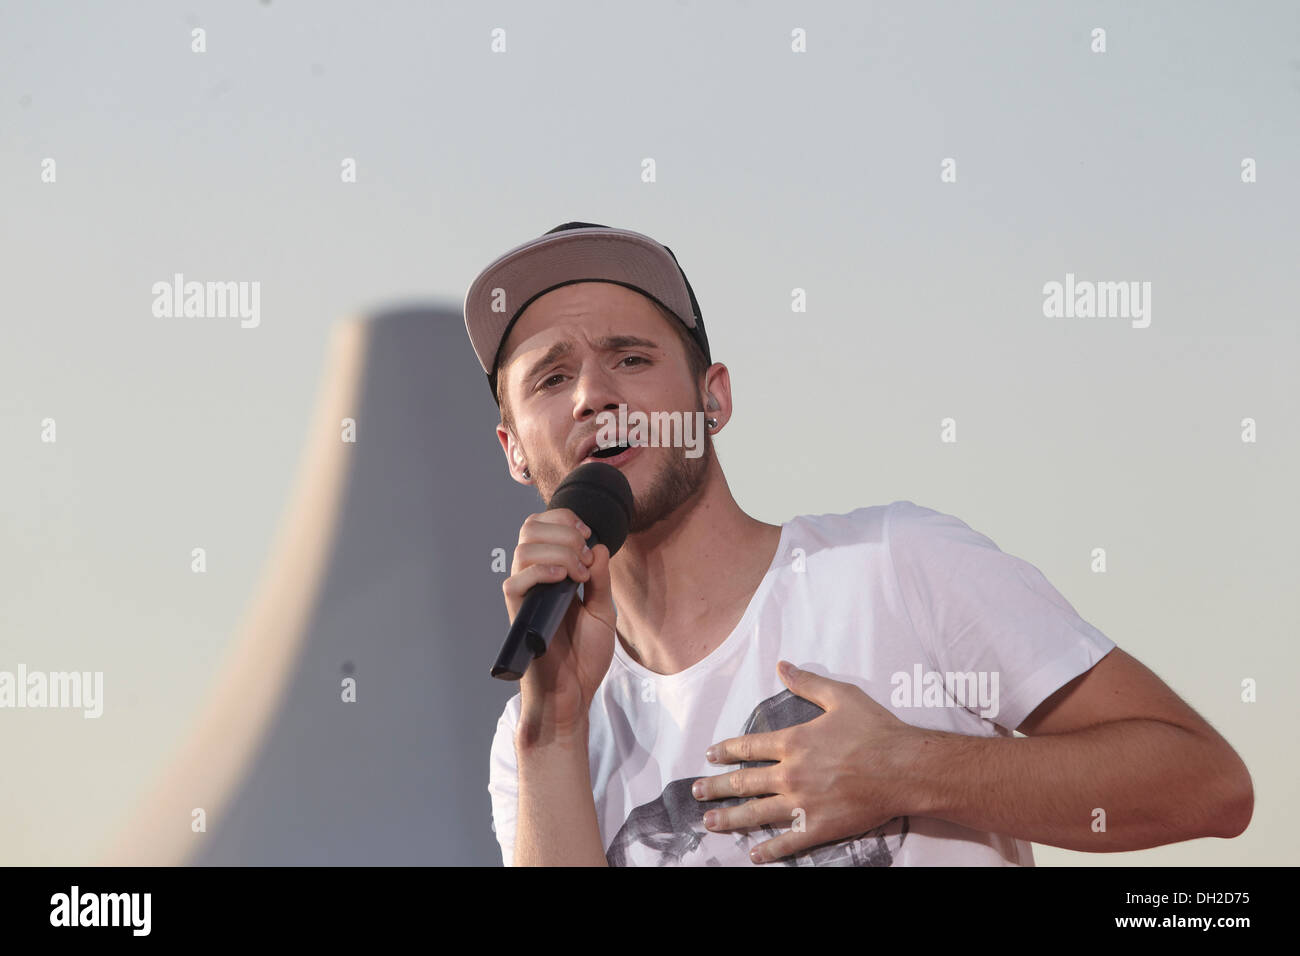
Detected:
[
  {"left": 701, "top": 363, "right": 732, "bottom": 433},
  {"left": 496, "top": 423, "right": 532, "bottom": 485}
]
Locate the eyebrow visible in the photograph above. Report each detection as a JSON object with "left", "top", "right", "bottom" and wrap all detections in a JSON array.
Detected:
[{"left": 520, "top": 335, "right": 663, "bottom": 385}]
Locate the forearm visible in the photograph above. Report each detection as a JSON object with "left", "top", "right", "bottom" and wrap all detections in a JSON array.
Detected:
[
  {"left": 513, "top": 722, "right": 609, "bottom": 866},
  {"left": 906, "top": 719, "right": 1251, "bottom": 852}
]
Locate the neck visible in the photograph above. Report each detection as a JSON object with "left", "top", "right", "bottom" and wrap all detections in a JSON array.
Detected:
[{"left": 608, "top": 456, "right": 782, "bottom": 674}]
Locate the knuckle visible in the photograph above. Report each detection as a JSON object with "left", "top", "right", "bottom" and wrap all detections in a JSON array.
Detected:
[{"left": 728, "top": 770, "right": 747, "bottom": 793}]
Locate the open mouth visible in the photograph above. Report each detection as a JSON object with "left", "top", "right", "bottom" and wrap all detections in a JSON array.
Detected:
[
  {"left": 580, "top": 438, "right": 641, "bottom": 467},
  {"left": 588, "top": 441, "right": 629, "bottom": 460}
]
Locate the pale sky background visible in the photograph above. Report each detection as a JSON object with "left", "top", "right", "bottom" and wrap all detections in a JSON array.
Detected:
[{"left": 2, "top": 0, "right": 1297, "bottom": 866}]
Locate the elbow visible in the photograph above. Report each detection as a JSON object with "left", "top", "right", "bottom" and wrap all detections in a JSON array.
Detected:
[
  {"left": 1221, "top": 775, "right": 1254, "bottom": 839},
  {"left": 1210, "top": 756, "right": 1254, "bottom": 839}
]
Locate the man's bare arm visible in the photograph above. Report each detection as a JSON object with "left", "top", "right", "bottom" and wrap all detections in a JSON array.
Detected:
[
  {"left": 909, "top": 648, "right": 1253, "bottom": 851},
  {"left": 513, "top": 720, "right": 609, "bottom": 867},
  {"left": 908, "top": 718, "right": 1250, "bottom": 851}
]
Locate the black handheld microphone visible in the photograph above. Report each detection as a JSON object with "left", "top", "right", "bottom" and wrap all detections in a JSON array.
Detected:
[{"left": 491, "top": 462, "right": 635, "bottom": 681}]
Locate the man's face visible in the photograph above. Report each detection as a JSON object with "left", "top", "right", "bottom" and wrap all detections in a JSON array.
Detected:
[{"left": 496, "top": 282, "right": 712, "bottom": 534}]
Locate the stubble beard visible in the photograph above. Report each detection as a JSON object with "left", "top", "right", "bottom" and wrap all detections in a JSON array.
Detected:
[
  {"left": 625, "top": 432, "right": 712, "bottom": 534},
  {"left": 527, "top": 431, "right": 713, "bottom": 535}
]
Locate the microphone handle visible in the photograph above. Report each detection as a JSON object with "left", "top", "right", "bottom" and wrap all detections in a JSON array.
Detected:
[{"left": 490, "top": 532, "right": 601, "bottom": 681}]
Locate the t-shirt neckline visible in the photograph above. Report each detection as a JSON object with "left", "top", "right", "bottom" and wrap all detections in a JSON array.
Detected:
[{"left": 611, "top": 518, "right": 793, "bottom": 686}]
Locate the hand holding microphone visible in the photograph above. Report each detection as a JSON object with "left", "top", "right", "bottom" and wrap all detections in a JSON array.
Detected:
[{"left": 495, "top": 463, "right": 633, "bottom": 739}]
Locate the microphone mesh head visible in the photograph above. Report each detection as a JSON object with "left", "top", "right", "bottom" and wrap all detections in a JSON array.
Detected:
[{"left": 547, "top": 462, "right": 635, "bottom": 556}]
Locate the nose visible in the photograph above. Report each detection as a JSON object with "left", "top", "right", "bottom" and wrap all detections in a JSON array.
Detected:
[{"left": 570, "top": 358, "right": 623, "bottom": 425}]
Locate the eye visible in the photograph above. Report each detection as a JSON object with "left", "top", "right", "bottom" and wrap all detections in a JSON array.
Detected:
[{"left": 536, "top": 355, "right": 647, "bottom": 392}]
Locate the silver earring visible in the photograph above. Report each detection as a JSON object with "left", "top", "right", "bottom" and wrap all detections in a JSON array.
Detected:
[
  {"left": 522, "top": 467, "right": 531, "bottom": 479},
  {"left": 706, "top": 418, "right": 718, "bottom": 429}
]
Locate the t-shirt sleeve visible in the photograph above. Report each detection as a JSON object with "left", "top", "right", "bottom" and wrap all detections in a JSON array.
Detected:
[
  {"left": 487, "top": 694, "right": 522, "bottom": 866},
  {"left": 885, "top": 500, "right": 1116, "bottom": 733}
]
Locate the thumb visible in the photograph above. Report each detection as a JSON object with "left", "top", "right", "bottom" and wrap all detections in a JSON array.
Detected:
[
  {"left": 578, "top": 543, "right": 616, "bottom": 624},
  {"left": 778, "top": 660, "right": 841, "bottom": 711}
]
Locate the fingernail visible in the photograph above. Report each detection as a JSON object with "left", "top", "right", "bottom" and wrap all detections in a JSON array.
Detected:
[
  {"left": 705, "top": 747, "right": 718, "bottom": 763},
  {"left": 691, "top": 780, "right": 704, "bottom": 798},
  {"left": 577, "top": 521, "right": 591, "bottom": 537},
  {"left": 703, "top": 811, "right": 717, "bottom": 828},
  {"left": 750, "top": 848, "right": 764, "bottom": 864}
]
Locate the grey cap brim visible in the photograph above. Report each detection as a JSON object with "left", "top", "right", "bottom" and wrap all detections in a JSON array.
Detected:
[{"left": 463, "top": 226, "right": 701, "bottom": 392}]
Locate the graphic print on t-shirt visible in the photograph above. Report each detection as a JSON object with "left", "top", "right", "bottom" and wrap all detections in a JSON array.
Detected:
[{"left": 604, "top": 689, "right": 910, "bottom": 866}]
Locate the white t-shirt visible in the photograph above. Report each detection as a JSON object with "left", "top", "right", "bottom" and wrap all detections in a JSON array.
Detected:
[{"left": 487, "top": 499, "right": 1116, "bottom": 866}]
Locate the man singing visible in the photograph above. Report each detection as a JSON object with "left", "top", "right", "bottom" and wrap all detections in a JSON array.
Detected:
[{"left": 464, "top": 222, "right": 1253, "bottom": 866}]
